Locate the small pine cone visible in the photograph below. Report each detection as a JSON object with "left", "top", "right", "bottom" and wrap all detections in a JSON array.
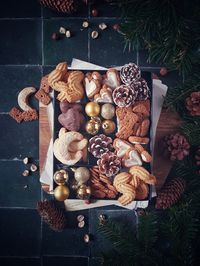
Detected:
[
  {"left": 185, "top": 91, "right": 200, "bottom": 116},
  {"left": 88, "top": 134, "right": 113, "bottom": 158},
  {"left": 132, "top": 78, "right": 151, "bottom": 101},
  {"left": 120, "top": 63, "right": 141, "bottom": 85},
  {"left": 156, "top": 177, "right": 186, "bottom": 209},
  {"left": 39, "top": 0, "right": 77, "bottom": 14},
  {"left": 162, "top": 133, "right": 190, "bottom": 161},
  {"left": 37, "top": 200, "right": 66, "bottom": 231},
  {"left": 112, "top": 85, "right": 138, "bottom": 107},
  {"left": 97, "top": 151, "right": 121, "bottom": 177}
]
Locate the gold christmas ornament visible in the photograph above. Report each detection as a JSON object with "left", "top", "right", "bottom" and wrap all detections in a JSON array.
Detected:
[
  {"left": 85, "top": 102, "right": 100, "bottom": 117},
  {"left": 74, "top": 167, "right": 90, "bottom": 185},
  {"left": 85, "top": 117, "right": 101, "bottom": 135},
  {"left": 102, "top": 120, "right": 116, "bottom": 134},
  {"left": 101, "top": 103, "right": 115, "bottom": 120},
  {"left": 77, "top": 184, "right": 91, "bottom": 200},
  {"left": 53, "top": 170, "right": 69, "bottom": 185},
  {"left": 54, "top": 185, "right": 70, "bottom": 201}
]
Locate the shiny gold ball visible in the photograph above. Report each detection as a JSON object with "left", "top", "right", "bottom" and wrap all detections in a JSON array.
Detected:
[
  {"left": 85, "top": 117, "right": 101, "bottom": 135},
  {"left": 74, "top": 167, "right": 90, "bottom": 185},
  {"left": 101, "top": 103, "right": 115, "bottom": 120},
  {"left": 53, "top": 170, "right": 69, "bottom": 185},
  {"left": 102, "top": 120, "right": 116, "bottom": 134},
  {"left": 77, "top": 185, "right": 91, "bottom": 200},
  {"left": 85, "top": 102, "right": 100, "bottom": 117},
  {"left": 54, "top": 185, "right": 70, "bottom": 201}
]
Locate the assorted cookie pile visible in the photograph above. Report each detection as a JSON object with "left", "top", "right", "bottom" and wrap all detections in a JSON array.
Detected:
[{"left": 47, "top": 62, "right": 156, "bottom": 205}]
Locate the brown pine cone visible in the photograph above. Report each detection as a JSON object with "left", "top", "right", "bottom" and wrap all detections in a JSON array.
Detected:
[
  {"left": 185, "top": 91, "right": 200, "bottom": 116},
  {"left": 132, "top": 78, "right": 151, "bottom": 101},
  {"left": 97, "top": 152, "right": 121, "bottom": 177},
  {"left": 156, "top": 177, "right": 186, "bottom": 209},
  {"left": 39, "top": 0, "right": 77, "bottom": 14},
  {"left": 162, "top": 133, "right": 190, "bottom": 161},
  {"left": 112, "top": 85, "right": 138, "bottom": 107},
  {"left": 88, "top": 134, "right": 113, "bottom": 158},
  {"left": 37, "top": 200, "right": 66, "bottom": 231}
]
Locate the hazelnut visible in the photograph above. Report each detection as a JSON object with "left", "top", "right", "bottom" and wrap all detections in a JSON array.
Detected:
[
  {"left": 59, "top": 27, "right": 66, "bottom": 34},
  {"left": 84, "top": 234, "right": 90, "bottom": 243},
  {"left": 51, "top": 32, "right": 60, "bottom": 40},
  {"left": 77, "top": 215, "right": 85, "bottom": 222},
  {"left": 91, "top": 8, "right": 98, "bottom": 17},
  {"left": 30, "top": 164, "right": 38, "bottom": 172},
  {"left": 78, "top": 220, "right": 85, "bottom": 228},
  {"left": 99, "top": 23, "right": 107, "bottom": 30},
  {"left": 66, "top": 30, "right": 71, "bottom": 38},
  {"left": 82, "top": 21, "right": 89, "bottom": 28},
  {"left": 22, "top": 170, "right": 29, "bottom": 177},
  {"left": 23, "top": 157, "right": 29, "bottom": 165},
  {"left": 91, "top": 31, "right": 99, "bottom": 39}
]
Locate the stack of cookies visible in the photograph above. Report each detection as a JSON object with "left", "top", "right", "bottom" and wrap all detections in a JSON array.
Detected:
[{"left": 49, "top": 62, "right": 156, "bottom": 205}]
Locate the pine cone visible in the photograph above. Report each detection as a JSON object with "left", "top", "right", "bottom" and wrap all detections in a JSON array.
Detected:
[
  {"left": 132, "top": 78, "right": 151, "bottom": 101},
  {"left": 195, "top": 148, "right": 200, "bottom": 174},
  {"left": 185, "top": 91, "right": 200, "bottom": 116},
  {"left": 156, "top": 177, "right": 186, "bottom": 209},
  {"left": 162, "top": 133, "right": 190, "bottom": 161},
  {"left": 113, "top": 85, "right": 138, "bottom": 107},
  {"left": 37, "top": 200, "right": 66, "bottom": 231},
  {"left": 88, "top": 134, "right": 113, "bottom": 158},
  {"left": 97, "top": 152, "right": 121, "bottom": 177},
  {"left": 39, "top": 0, "right": 78, "bottom": 14}
]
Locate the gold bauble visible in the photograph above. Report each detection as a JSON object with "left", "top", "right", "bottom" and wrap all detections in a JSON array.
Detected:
[
  {"left": 102, "top": 120, "right": 116, "bottom": 134},
  {"left": 74, "top": 167, "right": 90, "bottom": 185},
  {"left": 101, "top": 103, "right": 115, "bottom": 120},
  {"left": 54, "top": 185, "right": 70, "bottom": 201},
  {"left": 77, "top": 185, "right": 91, "bottom": 200},
  {"left": 85, "top": 102, "right": 100, "bottom": 117},
  {"left": 85, "top": 117, "right": 101, "bottom": 135},
  {"left": 53, "top": 170, "right": 69, "bottom": 185}
]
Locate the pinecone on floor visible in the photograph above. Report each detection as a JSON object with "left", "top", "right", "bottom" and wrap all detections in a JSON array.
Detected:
[
  {"left": 156, "top": 177, "right": 186, "bottom": 209},
  {"left": 37, "top": 200, "right": 66, "bottom": 231},
  {"left": 39, "top": 0, "right": 78, "bottom": 14},
  {"left": 195, "top": 148, "right": 200, "bottom": 174},
  {"left": 185, "top": 91, "right": 200, "bottom": 116},
  {"left": 162, "top": 133, "right": 190, "bottom": 161}
]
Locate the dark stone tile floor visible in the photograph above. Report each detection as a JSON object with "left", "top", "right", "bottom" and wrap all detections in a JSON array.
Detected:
[{"left": 0, "top": 1, "right": 178, "bottom": 265}]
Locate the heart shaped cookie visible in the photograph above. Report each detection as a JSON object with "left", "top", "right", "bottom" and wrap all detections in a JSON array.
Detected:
[
  {"left": 113, "top": 138, "right": 133, "bottom": 158},
  {"left": 122, "top": 149, "right": 142, "bottom": 168},
  {"left": 84, "top": 72, "right": 101, "bottom": 98},
  {"left": 103, "top": 69, "right": 121, "bottom": 90}
]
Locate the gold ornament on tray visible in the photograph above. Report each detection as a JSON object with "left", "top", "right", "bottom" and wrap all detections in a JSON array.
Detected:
[
  {"left": 77, "top": 184, "right": 91, "bottom": 200},
  {"left": 102, "top": 119, "right": 116, "bottom": 134},
  {"left": 54, "top": 185, "right": 70, "bottom": 201},
  {"left": 53, "top": 170, "right": 69, "bottom": 185},
  {"left": 85, "top": 102, "right": 100, "bottom": 117},
  {"left": 72, "top": 167, "right": 90, "bottom": 185},
  {"left": 85, "top": 117, "right": 101, "bottom": 135}
]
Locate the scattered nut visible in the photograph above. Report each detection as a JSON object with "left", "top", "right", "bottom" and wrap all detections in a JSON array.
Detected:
[
  {"left": 84, "top": 234, "right": 90, "bottom": 243},
  {"left": 30, "top": 164, "right": 38, "bottom": 172},
  {"left": 59, "top": 27, "right": 66, "bottom": 34},
  {"left": 22, "top": 170, "right": 29, "bottom": 177},
  {"left": 66, "top": 30, "right": 71, "bottom": 38},
  {"left": 77, "top": 215, "right": 85, "bottom": 222},
  {"left": 23, "top": 157, "right": 29, "bottom": 165},
  {"left": 99, "top": 23, "right": 107, "bottom": 30},
  {"left": 98, "top": 214, "right": 107, "bottom": 225},
  {"left": 91, "top": 8, "right": 98, "bottom": 17},
  {"left": 78, "top": 220, "right": 85, "bottom": 228},
  {"left": 24, "top": 185, "right": 28, "bottom": 189},
  {"left": 91, "top": 31, "right": 99, "bottom": 39},
  {"left": 51, "top": 32, "right": 60, "bottom": 40},
  {"left": 82, "top": 21, "right": 89, "bottom": 28}
]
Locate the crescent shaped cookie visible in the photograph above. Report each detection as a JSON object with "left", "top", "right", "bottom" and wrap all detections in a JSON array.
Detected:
[{"left": 53, "top": 128, "right": 88, "bottom": 165}]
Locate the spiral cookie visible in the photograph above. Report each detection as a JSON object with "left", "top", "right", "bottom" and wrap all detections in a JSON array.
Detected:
[
  {"left": 120, "top": 63, "right": 141, "bottom": 85},
  {"left": 129, "top": 166, "right": 156, "bottom": 185},
  {"left": 113, "top": 172, "right": 136, "bottom": 205},
  {"left": 113, "top": 85, "right": 137, "bottom": 107},
  {"left": 48, "top": 62, "right": 68, "bottom": 91}
]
